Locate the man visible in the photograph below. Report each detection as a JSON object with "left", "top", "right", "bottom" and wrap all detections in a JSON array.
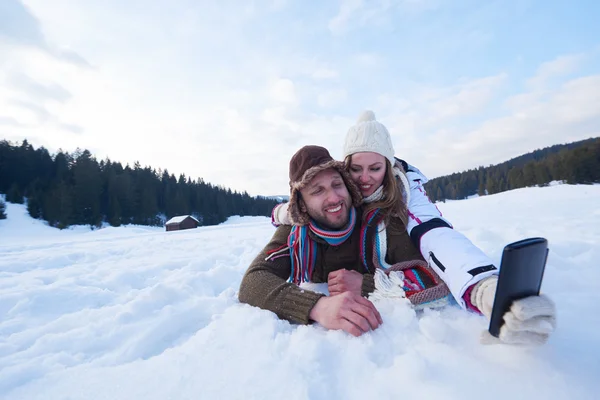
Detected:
[
  {"left": 239, "top": 145, "right": 556, "bottom": 344},
  {"left": 238, "top": 145, "right": 444, "bottom": 337}
]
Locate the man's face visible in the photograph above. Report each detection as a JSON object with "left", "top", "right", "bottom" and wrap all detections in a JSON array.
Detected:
[{"left": 299, "top": 168, "right": 352, "bottom": 230}]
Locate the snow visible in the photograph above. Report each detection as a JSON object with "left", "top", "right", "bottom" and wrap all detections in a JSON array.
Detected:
[
  {"left": 165, "top": 215, "right": 200, "bottom": 225},
  {"left": 1, "top": 184, "right": 599, "bottom": 399}
]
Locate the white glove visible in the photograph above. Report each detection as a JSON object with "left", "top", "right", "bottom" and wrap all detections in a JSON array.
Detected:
[
  {"left": 272, "top": 202, "right": 291, "bottom": 226},
  {"left": 472, "top": 275, "right": 557, "bottom": 346}
]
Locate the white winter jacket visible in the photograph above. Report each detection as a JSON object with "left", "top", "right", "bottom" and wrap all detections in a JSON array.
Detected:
[{"left": 399, "top": 159, "right": 498, "bottom": 308}]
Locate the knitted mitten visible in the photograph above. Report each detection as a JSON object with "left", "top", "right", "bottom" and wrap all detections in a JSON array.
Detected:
[
  {"left": 272, "top": 202, "right": 291, "bottom": 226},
  {"left": 471, "top": 275, "right": 498, "bottom": 318},
  {"left": 472, "top": 275, "right": 557, "bottom": 346}
]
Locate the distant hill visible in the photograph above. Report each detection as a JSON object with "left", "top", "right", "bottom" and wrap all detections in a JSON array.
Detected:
[
  {"left": 263, "top": 195, "right": 289, "bottom": 203},
  {"left": 424, "top": 137, "right": 600, "bottom": 202}
]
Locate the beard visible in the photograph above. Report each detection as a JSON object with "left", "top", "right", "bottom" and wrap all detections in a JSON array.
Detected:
[{"left": 306, "top": 198, "right": 352, "bottom": 230}]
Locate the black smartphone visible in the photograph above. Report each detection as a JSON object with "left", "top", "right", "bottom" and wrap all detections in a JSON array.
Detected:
[{"left": 488, "top": 237, "right": 549, "bottom": 337}]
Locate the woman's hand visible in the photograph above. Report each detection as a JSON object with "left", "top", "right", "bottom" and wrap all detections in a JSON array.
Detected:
[
  {"left": 473, "top": 276, "right": 557, "bottom": 345},
  {"left": 327, "top": 269, "right": 364, "bottom": 297}
]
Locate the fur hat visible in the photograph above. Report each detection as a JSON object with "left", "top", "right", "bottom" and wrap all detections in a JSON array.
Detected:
[
  {"left": 343, "top": 110, "right": 396, "bottom": 166},
  {"left": 287, "top": 145, "right": 362, "bottom": 225}
]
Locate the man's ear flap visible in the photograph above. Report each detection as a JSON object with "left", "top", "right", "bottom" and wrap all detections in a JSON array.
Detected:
[{"left": 299, "top": 196, "right": 307, "bottom": 212}]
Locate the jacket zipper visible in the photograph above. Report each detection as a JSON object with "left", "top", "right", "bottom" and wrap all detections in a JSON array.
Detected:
[{"left": 429, "top": 251, "right": 446, "bottom": 272}]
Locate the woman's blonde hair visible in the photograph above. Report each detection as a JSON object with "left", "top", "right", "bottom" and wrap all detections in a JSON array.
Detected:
[{"left": 345, "top": 156, "right": 408, "bottom": 231}]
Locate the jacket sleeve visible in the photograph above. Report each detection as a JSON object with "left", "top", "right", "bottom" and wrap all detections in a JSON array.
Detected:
[
  {"left": 238, "top": 225, "right": 324, "bottom": 324},
  {"left": 402, "top": 161, "right": 498, "bottom": 308}
]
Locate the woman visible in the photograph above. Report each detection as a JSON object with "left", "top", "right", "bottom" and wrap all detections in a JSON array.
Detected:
[{"left": 272, "top": 111, "right": 556, "bottom": 344}]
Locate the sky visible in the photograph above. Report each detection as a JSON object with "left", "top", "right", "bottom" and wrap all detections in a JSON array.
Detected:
[
  {"left": 1, "top": 0, "right": 599, "bottom": 196},
  {"left": 1, "top": 184, "right": 600, "bottom": 399}
]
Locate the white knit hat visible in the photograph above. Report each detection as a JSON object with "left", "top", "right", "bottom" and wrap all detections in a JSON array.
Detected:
[{"left": 343, "top": 110, "right": 396, "bottom": 166}]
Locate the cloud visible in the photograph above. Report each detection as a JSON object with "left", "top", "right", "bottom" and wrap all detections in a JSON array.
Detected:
[
  {"left": 57, "top": 122, "right": 84, "bottom": 135},
  {"left": 0, "top": 0, "right": 91, "bottom": 68},
  {"left": 373, "top": 72, "right": 507, "bottom": 151},
  {"left": 0, "top": 116, "right": 24, "bottom": 127},
  {"left": 311, "top": 67, "right": 339, "bottom": 80},
  {"left": 8, "top": 98, "right": 51, "bottom": 122},
  {"left": 328, "top": 0, "right": 439, "bottom": 35},
  {"left": 8, "top": 72, "right": 72, "bottom": 103},
  {"left": 0, "top": 0, "right": 45, "bottom": 46},
  {"left": 427, "top": 73, "right": 507, "bottom": 120},
  {"left": 317, "top": 89, "right": 347, "bottom": 108},
  {"left": 261, "top": 107, "right": 301, "bottom": 131},
  {"left": 5, "top": 98, "right": 84, "bottom": 135},
  {"left": 53, "top": 48, "right": 93, "bottom": 68},
  {"left": 527, "top": 53, "right": 585, "bottom": 89},
  {"left": 411, "top": 73, "right": 600, "bottom": 178},
  {"left": 268, "top": 78, "right": 298, "bottom": 104},
  {"left": 328, "top": 0, "right": 364, "bottom": 35},
  {"left": 352, "top": 52, "right": 384, "bottom": 69}
]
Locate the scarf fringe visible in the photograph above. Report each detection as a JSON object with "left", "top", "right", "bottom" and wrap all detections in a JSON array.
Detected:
[{"left": 371, "top": 260, "right": 452, "bottom": 309}]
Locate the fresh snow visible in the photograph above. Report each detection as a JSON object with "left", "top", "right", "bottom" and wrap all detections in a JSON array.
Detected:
[{"left": 1, "top": 184, "right": 599, "bottom": 399}]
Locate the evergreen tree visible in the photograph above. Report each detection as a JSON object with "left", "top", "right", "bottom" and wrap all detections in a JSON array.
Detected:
[
  {"left": 477, "top": 182, "right": 486, "bottom": 196},
  {"left": 0, "top": 197, "right": 6, "bottom": 219},
  {"left": 507, "top": 167, "right": 524, "bottom": 189},
  {"left": 27, "top": 193, "right": 43, "bottom": 219},
  {"left": 486, "top": 172, "right": 499, "bottom": 195},
  {"left": 71, "top": 150, "right": 102, "bottom": 227},
  {"left": 26, "top": 178, "right": 45, "bottom": 218},
  {"left": 522, "top": 162, "right": 536, "bottom": 187},
  {"left": 0, "top": 140, "right": 12, "bottom": 193},
  {"left": 534, "top": 164, "right": 551, "bottom": 186},
  {"left": 43, "top": 181, "right": 73, "bottom": 229},
  {"left": 6, "top": 183, "right": 23, "bottom": 204},
  {"left": 108, "top": 193, "right": 122, "bottom": 227},
  {"left": 425, "top": 137, "right": 600, "bottom": 201}
]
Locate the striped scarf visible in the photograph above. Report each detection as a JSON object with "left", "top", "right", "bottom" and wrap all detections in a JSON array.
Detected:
[
  {"left": 360, "top": 208, "right": 452, "bottom": 309},
  {"left": 288, "top": 207, "right": 357, "bottom": 284},
  {"left": 359, "top": 163, "right": 409, "bottom": 271},
  {"left": 359, "top": 209, "right": 392, "bottom": 271}
]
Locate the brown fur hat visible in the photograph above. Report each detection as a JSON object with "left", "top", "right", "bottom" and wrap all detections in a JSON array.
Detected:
[{"left": 287, "top": 145, "right": 362, "bottom": 225}]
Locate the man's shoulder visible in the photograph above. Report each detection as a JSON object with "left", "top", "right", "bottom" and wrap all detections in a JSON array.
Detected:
[{"left": 271, "top": 224, "right": 293, "bottom": 242}]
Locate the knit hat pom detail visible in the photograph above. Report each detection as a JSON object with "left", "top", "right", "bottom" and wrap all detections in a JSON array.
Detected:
[
  {"left": 343, "top": 110, "right": 396, "bottom": 166},
  {"left": 357, "top": 110, "right": 376, "bottom": 123}
]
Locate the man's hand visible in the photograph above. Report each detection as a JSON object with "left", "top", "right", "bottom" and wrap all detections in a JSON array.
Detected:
[
  {"left": 309, "top": 292, "right": 383, "bottom": 337},
  {"left": 328, "top": 269, "right": 363, "bottom": 296}
]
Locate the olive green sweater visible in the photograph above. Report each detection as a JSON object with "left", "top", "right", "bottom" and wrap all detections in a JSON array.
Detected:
[{"left": 238, "top": 216, "right": 423, "bottom": 324}]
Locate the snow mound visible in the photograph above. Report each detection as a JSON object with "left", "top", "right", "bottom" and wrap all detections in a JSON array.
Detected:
[{"left": 1, "top": 184, "right": 599, "bottom": 399}]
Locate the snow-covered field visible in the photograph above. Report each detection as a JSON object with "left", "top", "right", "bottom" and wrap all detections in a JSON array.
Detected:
[{"left": 1, "top": 184, "right": 599, "bottom": 400}]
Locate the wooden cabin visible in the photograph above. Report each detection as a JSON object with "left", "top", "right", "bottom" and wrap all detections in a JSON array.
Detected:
[{"left": 165, "top": 215, "right": 200, "bottom": 231}]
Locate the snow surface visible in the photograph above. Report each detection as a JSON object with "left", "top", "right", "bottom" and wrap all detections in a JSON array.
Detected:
[{"left": 1, "top": 184, "right": 599, "bottom": 400}]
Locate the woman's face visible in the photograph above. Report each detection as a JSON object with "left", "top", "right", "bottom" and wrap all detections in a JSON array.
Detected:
[{"left": 348, "top": 152, "right": 387, "bottom": 197}]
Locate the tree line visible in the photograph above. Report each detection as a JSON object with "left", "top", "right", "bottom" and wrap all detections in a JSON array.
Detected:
[
  {"left": 0, "top": 139, "right": 279, "bottom": 229},
  {"left": 424, "top": 137, "right": 600, "bottom": 202}
]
